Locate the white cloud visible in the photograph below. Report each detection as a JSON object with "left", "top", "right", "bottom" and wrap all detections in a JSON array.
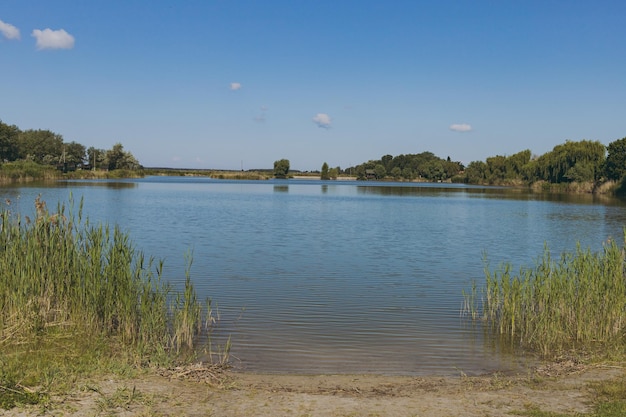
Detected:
[
  {"left": 312, "top": 113, "right": 331, "bottom": 129},
  {"left": 230, "top": 82, "right": 242, "bottom": 91},
  {"left": 449, "top": 123, "right": 472, "bottom": 132},
  {"left": 31, "top": 28, "right": 75, "bottom": 50},
  {"left": 0, "top": 19, "right": 20, "bottom": 40}
]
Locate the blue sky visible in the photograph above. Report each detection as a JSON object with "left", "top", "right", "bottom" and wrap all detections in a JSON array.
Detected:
[{"left": 1, "top": 1, "right": 625, "bottom": 171}]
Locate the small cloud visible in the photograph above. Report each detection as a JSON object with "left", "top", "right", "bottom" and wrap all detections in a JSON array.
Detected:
[
  {"left": 449, "top": 123, "right": 472, "bottom": 132},
  {"left": 0, "top": 19, "right": 20, "bottom": 40},
  {"left": 32, "top": 28, "right": 75, "bottom": 50},
  {"left": 230, "top": 82, "right": 242, "bottom": 91},
  {"left": 313, "top": 113, "right": 331, "bottom": 129}
]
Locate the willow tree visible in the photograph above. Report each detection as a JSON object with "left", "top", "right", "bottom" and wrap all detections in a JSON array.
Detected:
[
  {"left": 533, "top": 140, "right": 605, "bottom": 183},
  {"left": 106, "top": 143, "right": 140, "bottom": 170}
]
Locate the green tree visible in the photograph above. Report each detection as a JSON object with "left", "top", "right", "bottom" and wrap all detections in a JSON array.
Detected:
[
  {"left": 391, "top": 166, "right": 402, "bottom": 179},
  {"left": 464, "top": 161, "right": 487, "bottom": 184},
  {"left": 349, "top": 151, "right": 463, "bottom": 182},
  {"left": 504, "top": 149, "right": 531, "bottom": 179},
  {"left": 106, "top": 143, "right": 140, "bottom": 170},
  {"left": 17, "top": 129, "right": 64, "bottom": 164},
  {"left": 320, "top": 162, "right": 330, "bottom": 180},
  {"left": 480, "top": 151, "right": 530, "bottom": 184},
  {"left": 485, "top": 155, "right": 506, "bottom": 183},
  {"left": 424, "top": 160, "right": 444, "bottom": 181},
  {"left": 273, "top": 159, "right": 290, "bottom": 178},
  {"left": 329, "top": 167, "right": 338, "bottom": 180},
  {"left": 0, "top": 120, "right": 20, "bottom": 161},
  {"left": 534, "top": 140, "right": 605, "bottom": 183},
  {"left": 381, "top": 154, "right": 393, "bottom": 171},
  {"left": 121, "top": 152, "right": 140, "bottom": 170},
  {"left": 87, "top": 147, "right": 106, "bottom": 170},
  {"left": 605, "top": 137, "right": 626, "bottom": 181},
  {"left": 64, "top": 141, "right": 87, "bottom": 165},
  {"left": 443, "top": 159, "right": 463, "bottom": 179},
  {"left": 355, "top": 165, "right": 366, "bottom": 180},
  {"left": 374, "top": 164, "right": 386, "bottom": 179},
  {"left": 106, "top": 143, "right": 125, "bottom": 170},
  {"left": 411, "top": 152, "right": 439, "bottom": 178},
  {"left": 565, "top": 161, "right": 595, "bottom": 183}
]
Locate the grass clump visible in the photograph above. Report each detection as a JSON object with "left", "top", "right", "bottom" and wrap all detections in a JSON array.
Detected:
[
  {"left": 514, "top": 375, "right": 626, "bottom": 416},
  {"left": 466, "top": 236, "right": 626, "bottom": 358},
  {"left": 0, "top": 160, "right": 58, "bottom": 182},
  {"left": 0, "top": 364, "right": 44, "bottom": 410},
  {"left": 0, "top": 195, "right": 214, "bottom": 410},
  {"left": 590, "top": 375, "right": 626, "bottom": 417}
]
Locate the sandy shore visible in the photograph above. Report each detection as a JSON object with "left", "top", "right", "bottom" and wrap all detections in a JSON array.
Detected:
[{"left": 5, "top": 361, "right": 624, "bottom": 416}]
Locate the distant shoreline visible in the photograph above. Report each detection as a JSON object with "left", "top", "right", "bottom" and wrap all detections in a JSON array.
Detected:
[{"left": 291, "top": 175, "right": 355, "bottom": 181}]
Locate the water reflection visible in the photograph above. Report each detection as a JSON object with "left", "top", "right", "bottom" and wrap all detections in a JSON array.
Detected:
[
  {"left": 3, "top": 177, "right": 626, "bottom": 376},
  {"left": 355, "top": 183, "right": 626, "bottom": 206},
  {"left": 273, "top": 184, "right": 289, "bottom": 193},
  {"left": 57, "top": 180, "right": 137, "bottom": 189}
]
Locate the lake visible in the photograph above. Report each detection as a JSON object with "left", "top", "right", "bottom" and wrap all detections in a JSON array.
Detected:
[{"left": 3, "top": 177, "right": 626, "bottom": 375}]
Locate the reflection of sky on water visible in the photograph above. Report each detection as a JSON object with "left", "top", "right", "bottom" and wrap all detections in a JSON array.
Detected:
[{"left": 2, "top": 178, "right": 625, "bottom": 375}]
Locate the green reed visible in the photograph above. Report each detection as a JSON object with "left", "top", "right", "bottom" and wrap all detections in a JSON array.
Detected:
[
  {"left": 0, "top": 195, "right": 214, "bottom": 368},
  {"left": 171, "top": 251, "right": 203, "bottom": 353},
  {"left": 466, "top": 237, "right": 626, "bottom": 357},
  {"left": 0, "top": 160, "right": 59, "bottom": 182}
]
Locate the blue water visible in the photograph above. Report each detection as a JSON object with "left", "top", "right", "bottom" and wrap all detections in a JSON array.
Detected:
[{"left": 3, "top": 177, "right": 626, "bottom": 375}]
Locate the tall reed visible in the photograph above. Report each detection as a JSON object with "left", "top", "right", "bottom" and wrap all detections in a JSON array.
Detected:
[
  {"left": 171, "top": 251, "right": 203, "bottom": 353},
  {"left": 0, "top": 160, "right": 59, "bottom": 182},
  {"left": 466, "top": 237, "right": 626, "bottom": 357},
  {"left": 0, "top": 195, "right": 209, "bottom": 359}
]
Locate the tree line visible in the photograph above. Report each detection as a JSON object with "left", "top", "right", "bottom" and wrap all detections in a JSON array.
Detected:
[
  {"left": 325, "top": 136, "right": 626, "bottom": 187},
  {"left": 344, "top": 152, "right": 464, "bottom": 182},
  {"left": 463, "top": 138, "right": 626, "bottom": 186},
  {"left": 0, "top": 119, "right": 140, "bottom": 171}
]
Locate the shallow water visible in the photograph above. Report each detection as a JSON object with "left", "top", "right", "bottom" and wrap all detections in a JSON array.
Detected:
[{"left": 4, "top": 177, "right": 626, "bottom": 375}]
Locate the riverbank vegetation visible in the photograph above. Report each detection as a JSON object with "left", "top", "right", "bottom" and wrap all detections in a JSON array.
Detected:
[
  {"left": 143, "top": 167, "right": 272, "bottom": 180},
  {"left": 346, "top": 152, "right": 464, "bottom": 182},
  {"left": 4, "top": 118, "right": 626, "bottom": 195},
  {"left": 0, "top": 196, "right": 218, "bottom": 410},
  {"left": 0, "top": 119, "right": 142, "bottom": 182},
  {"left": 465, "top": 236, "right": 626, "bottom": 360},
  {"left": 345, "top": 137, "right": 626, "bottom": 195},
  {"left": 0, "top": 160, "right": 145, "bottom": 183}
]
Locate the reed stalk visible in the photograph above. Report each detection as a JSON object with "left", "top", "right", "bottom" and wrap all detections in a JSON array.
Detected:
[
  {"left": 465, "top": 236, "right": 626, "bottom": 357},
  {"left": 0, "top": 195, "right": 224, "bottom": 406}
]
